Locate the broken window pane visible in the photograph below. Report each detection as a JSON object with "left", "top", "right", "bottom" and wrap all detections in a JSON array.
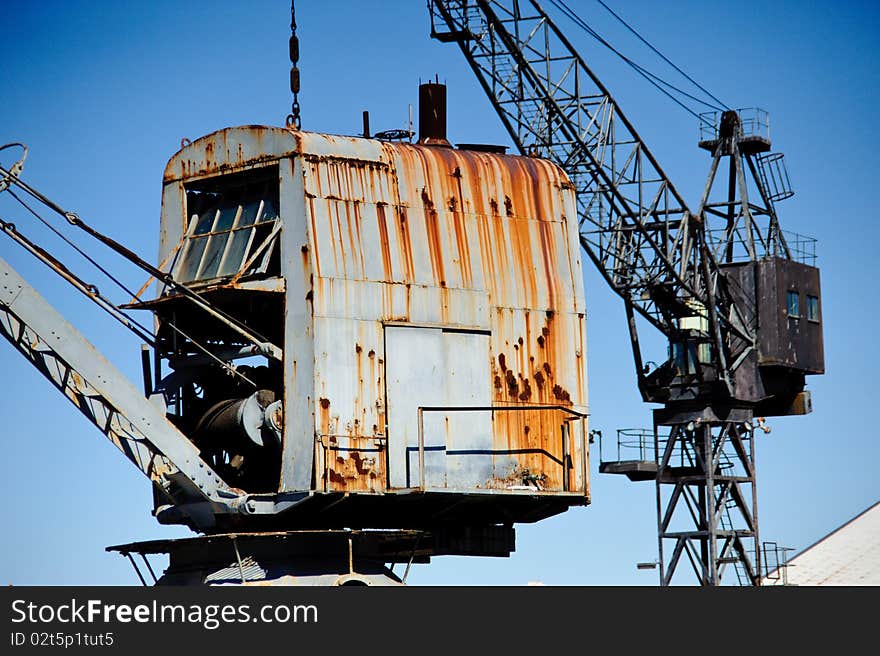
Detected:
[
  {"left": 218, "top": 229, "right": 254, "bottom": 277},
  {"left": 258, "top": 197, "right": 278, "bottom": 222},
  {"left": 238, "top": 198, "right": 261, "bottom": 227},
  {"left": 198, "top": 234, "right": 229, "bottom": 280},
  {"left": 179, "top": 236, "right": 208, "bottom": 282},
  {"left": 214, "top": 201, "right": 239, "bottom": 233},
  {"left": 177, "top": 169, "right": 280, "bottom": 284},
  {"left": 194, "top": 207, "right": 217, "bottom": 235}
]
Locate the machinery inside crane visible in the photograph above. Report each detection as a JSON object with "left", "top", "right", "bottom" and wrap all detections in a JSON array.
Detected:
[{"left": 151, "top": 168, "right": 286, "bottom": 493}]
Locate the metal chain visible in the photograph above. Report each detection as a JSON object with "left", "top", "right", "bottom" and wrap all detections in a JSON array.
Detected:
[{"left": 285, "top": 1, "right": 301, "bottom": 130}]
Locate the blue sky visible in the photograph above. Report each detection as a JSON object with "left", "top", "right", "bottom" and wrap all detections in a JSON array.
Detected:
[{"left": 0, "top": 0, "right": 877, "bottom": 585}]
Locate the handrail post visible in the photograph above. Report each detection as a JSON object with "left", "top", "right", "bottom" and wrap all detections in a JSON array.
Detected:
[
  {"left": 322, "top": 435, "right": 329, "bottom": 493},
  {"left": 417, "top": 407, "right": 425, "bottom": 490},
  {"left": 561, "top": 419, "right": 570, "bottom": 492},
  {"left": 581, "top": 418, "right": 588, "bottom": 494}
]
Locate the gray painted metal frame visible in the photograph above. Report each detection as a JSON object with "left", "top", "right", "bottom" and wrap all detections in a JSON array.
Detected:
[{"left": 0, "top": 254, "right": 246, "bottom": 529}]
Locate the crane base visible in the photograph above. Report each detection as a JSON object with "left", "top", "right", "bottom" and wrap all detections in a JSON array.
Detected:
[{"left": 107, "top": 527, "right": 515, "bottom": 585}]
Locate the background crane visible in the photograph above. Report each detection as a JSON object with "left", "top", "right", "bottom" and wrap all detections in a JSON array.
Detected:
[{"left": 429, "top": 0, "right": 824, "bottom": 585}]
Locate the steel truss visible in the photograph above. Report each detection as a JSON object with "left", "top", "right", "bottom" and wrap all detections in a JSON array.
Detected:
[
  {"left": 654, "top": 407, "right": 760, "bottom": 585},
  {"left": 431, "top": 1, "right": 736, "bottom": 340},
  {"left": 429, "top": 1, "right": 799, "bottom": 390},
  {"left": 432, "top": 0, "right": 804, "bottom": 585}
]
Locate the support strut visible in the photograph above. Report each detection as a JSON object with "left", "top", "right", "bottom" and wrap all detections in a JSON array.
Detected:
[{"left": 653, "top": 406, "right": 761, "bottom": 586}]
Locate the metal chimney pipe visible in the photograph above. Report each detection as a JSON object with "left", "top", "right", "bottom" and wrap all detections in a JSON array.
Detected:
[{"left": 418, "top": 81, "right": 451, "bottom": 147}]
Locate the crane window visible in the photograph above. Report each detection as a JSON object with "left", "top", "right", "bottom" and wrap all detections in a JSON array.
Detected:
[
  {"left": 807, "top": 295, "right": 820, "bottom": 322},
  {"left": 786, "top": 290, "right": 799, "bottom": 318},
  {"left": 671, "top": 340, "right": 712, "bottom": 376},
  {"left": 177, "top": 170, "right": 280, "bottom": 284}
]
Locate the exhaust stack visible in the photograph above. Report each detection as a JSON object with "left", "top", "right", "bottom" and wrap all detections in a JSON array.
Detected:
[{"left": 418, "top": 80, "right": 451, "bottom": 147}]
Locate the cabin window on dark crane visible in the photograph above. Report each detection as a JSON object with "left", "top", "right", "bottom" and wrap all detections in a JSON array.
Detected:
[
  {"left": 786, "top": 290, "right": 800, "bottom": 318},
  {"left": 671, "top": 340, "right": 712, "bottom": 376},
  {"left": 807, "top": 294, "right": 820, "bottom": 322},
  {"left": 176, "top": 169, "right": 280, "bottom": 284}
]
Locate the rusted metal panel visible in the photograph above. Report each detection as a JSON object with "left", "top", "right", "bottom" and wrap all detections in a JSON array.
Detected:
[
  {"left": 158, "top": 125, "right": 589, "bottom": 503},
  {"left": 311, "top": 278, "right": 489, "bottom": 328},
  {"left": 721, "top": 258, "right": 823, "bottom": 415},
  {"left": 303, "top": 155, "right": 393, "bottom": 204},
  {"left": 279, "top": 156, "right": 315, "bottom": 492},
  {"left": 163, "top": 127, "right": 301, "bottom": 184},
  {"left": 313, "top": 316, "right": 386, "bottom": 493},
  {"left": 298, "top": 131, "right": 588, "bottom": 495},
  {"left": 384, "top": 325, "right": 494, "bottom": 489},
  {"left": 756, "top": 257, "right": 824, "bottom": 373}
]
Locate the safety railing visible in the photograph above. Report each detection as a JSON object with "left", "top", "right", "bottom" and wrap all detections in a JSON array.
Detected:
[
  {"left": 599, "top": 427, "right": 753, "bottom": 472},
  {"left": 783, "top": 230, "right": 818, "bottom": 266},
  {"left": 705, "top": 228, "right": 817, "bottom": 266},
  {"left": 598, "top": 428, "right": 679, "bottom": 467},
  {"left": 722, "top": 541, "right": 794, "bottom": 586},
  {"left": 756, "top": 152, "right": 794, "bottom": 202},
  {"left": 599, "top": 428, "right": 654, "bottom": 464},
  {"left": 699, "top": 107, "right": 770, "bottom": 143},
  {"left": 416, "top": 405, "right": 588, "bottom": 493},
  {"left": 760, "top": 542, "right": 796, "bottom": 585}
]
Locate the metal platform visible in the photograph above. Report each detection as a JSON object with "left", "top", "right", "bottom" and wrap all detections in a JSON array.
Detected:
[
  {"left": 598, "top": 460, "right": 657, "bottom": 482},
  {"left": 698, "top": 107, "right": 772, "bottom": 155},
  {"left": 698, "top": 135, "right": 771, "bottom": 155},
  {"left": 597, "top": 429, "right": 659, "bottom": 482}
]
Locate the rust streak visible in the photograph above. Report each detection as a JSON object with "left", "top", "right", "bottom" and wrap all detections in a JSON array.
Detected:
[
  {"left": 307, "top": 197, "right": 321, "bottom": 276},
  {"left": 421, "top": 189, "right": 446, "bottom": 287},
  {"left": 396, "top": 208, "right": 415, "bottom": 282},
  {"left": 376, "top": 204, "right": 394, "bottom": 281},
  {"left": 451, "top": 209, "right": 473, "bottom": 288},
  {"left": 353, "top": 202, "right": 365, "bottom": 278},
  {"left": 343, "top": 201, "right": 357, "bottom": 279},
  {"left": 537, "top": 220, "right": 558, "bottom": 310}
]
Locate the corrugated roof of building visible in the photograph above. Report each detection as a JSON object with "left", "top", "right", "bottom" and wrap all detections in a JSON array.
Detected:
[{"left": 770, "top": 501, "right": 880, "bottom": 586}]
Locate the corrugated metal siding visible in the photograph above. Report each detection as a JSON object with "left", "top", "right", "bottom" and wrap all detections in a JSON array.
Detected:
[
  {"left": 160, "top": 126, "right": 589, "bottom": 498},
  {"left": 299, "top": 132, "right": 588, "bottom": 494}
]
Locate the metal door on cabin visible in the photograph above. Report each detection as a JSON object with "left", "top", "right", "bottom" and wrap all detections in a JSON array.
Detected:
[{"left": 384, "top": 325, "right": 493, "bottom": 490}]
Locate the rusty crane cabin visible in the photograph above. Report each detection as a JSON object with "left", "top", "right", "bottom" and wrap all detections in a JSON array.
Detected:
[{"left": 148, "top": 116, "right": 589, "bottom": 529}]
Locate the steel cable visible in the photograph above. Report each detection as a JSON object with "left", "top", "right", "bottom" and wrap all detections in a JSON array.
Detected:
[
  {"left": 547, "top": 0, "right": 725, "bottom": 118},
  {"left": 593, "top": 0, "right": 730, "bottom": 110},
  {"left": 1, "top": 192, "right": 257, "bottom": 388}
]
